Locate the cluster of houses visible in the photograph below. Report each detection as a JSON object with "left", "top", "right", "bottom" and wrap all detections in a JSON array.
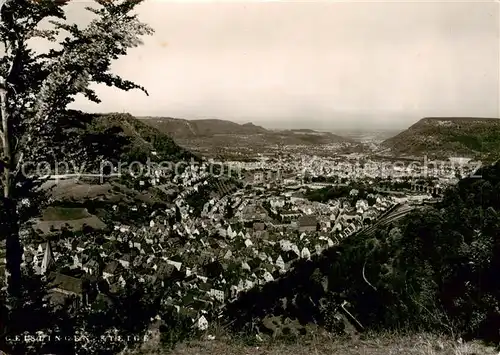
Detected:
[
  {"left": 232, "top": 153, "right": 464, "bottom": 192},
  {"left": 19, "top": 170, "right": 396, "bottom": 332},
  {"left": 10, "top": 155, "right": 410, "bottom": 334}
]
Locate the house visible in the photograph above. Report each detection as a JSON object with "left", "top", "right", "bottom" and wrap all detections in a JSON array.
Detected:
[
  {"left": 103, "top": 260, "right": 122, "bottom": 279},
  {"left": 83, "top": 259, "right": 100, "bottom": 275},
  {"left": 72, "top": 254, "right": 82, "bottom": 269},
  {"left": 362, "top": 209, "right": 378, "bottom": 223},
  {"left": 275, "top": 255, "right": 285, "bottom": 270},
  {"left": 166, "top": 259, "right": 182, "bottom": 271},
  {"left": 253, "top": 222, "right": 266, "bottom": 232},
  {"left": 209, "top": 288, "right": 225, "bottom": 303},
  {"left": 75, "top": 240, "right": 85, "bottom": 253},
  {"left": 322, "top": 220, "right": 331, "bottom": 230},
  {"left": 279, "top": 239, "right": 292, "bottom": 252},
  {"left": 230, "top": 284, "right": 242, "bottom": 299},
  {"left": 22, "top": 252, "right": 34, "bottom": 267},
  {"left": 144, "top": 233, "right": 154, "bottom": 245},
  {"left": 133, "top": 255, "right": 145, "bottom": 268},
  {"left": 223, "top": 250, "right": 233, "bottom": 260},
  {"left": 241, "top": 204, "right": 269, "bottom": 222},
  {"left": 48, "top": 272, "right": 87, "bottom": 309},
  {"left": 241, "top": 262, "right": 251, "bottom": 271},
  {"left": 356, "top": 199, "right": 369, "bottom": 213},
  {"left": 244, "top": 279, "right": 254, "bottom": 290},
  {"left": 343, "top": 214, "right": 362, "bottom": 224},
  {"left": 332, "top": 222, "right": 342, "bottom": 233},
  {"left": 298, "top": 215, "right": 318, "bottom": 233},
  {"left": 281, "top": 212, "right": 301, "bottom": 222},
  {"left": 197, "top": 315, "right": 209, "bottom": 331},
  {"left": 156, "top": 263, "right": 175, "bottom": 279},
  {"left": 253, "top": 171, "right": 265, "bottom": 183},
  {"left": 118, "top": 253, "right": 134, "bottom": 269},
  {"left": 226, "top": 225, "right": 235, "bottom": 239},
  {"left": 301, "top": 247, "right": 311, "bottom": 260},
  {"left": 133, "top": 235, "right": 145, "bottom": 250},
  {"left": 263, "top": 271, "right": 274, "bottom": 283},
  {"left": 258, "top": 251, "right": 268, "bottom": 261}
]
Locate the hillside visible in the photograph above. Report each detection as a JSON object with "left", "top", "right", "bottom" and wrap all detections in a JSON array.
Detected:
[
  {"left": 139, "top": 116, "right": 353, "bottom": 157},
  {"left": 20, "top": 111, "right": 198, "bottom": 236},
  {"left": 381, "top": 117, "right": 500, "bottom": 161},
  {"left": 54, "top": 111, "right": 197, "bottom": 171},
  {"left": 141, "top": 117, "right": 268, "bottom": 137},
  {"left": 220, "top": 161, "right": 500, "bottom": 344}
]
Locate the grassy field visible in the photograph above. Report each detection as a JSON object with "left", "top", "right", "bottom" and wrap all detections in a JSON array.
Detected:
[{"left": 130, "top": 332, "right": 498, "bottom": 355}]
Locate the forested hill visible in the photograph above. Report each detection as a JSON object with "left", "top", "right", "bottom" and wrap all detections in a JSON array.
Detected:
[
  {"left": 36, "top": 110, "right": 197, "bottom": 174},
  {"left": 382, "top": 117, "right": 500, "bottom": 161},
  {"left": 140, "top": 116, "right": 352, "bottom": 145},
  {"left": 225, "top": 161, "right": 500, "bottom": 342},
  {"left": 140, "top": 117, "right": 269, "bottom": 137}
]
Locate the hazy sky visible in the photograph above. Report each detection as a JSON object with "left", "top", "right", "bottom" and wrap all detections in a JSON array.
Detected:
[{"left": 57, "top": 1, "right": 499, "bottom": 129}]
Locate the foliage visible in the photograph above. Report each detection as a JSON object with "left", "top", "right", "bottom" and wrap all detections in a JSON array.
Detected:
[
  {"left": 158, "top": 308, "right": 195, "bottom": 350},
  {"left": 86, "top": 112, "right": 196, "bottom": 164},
  {"left": 305, "top": 183, "right": 375, "bottom": 204},
  {"left": 0, "top": 0, "right": 154, "bottom": 295},
  {"left": 0, "top": 268, "right": 75, "bottom": 354},
  {"left": 382, "top": 117, "right": 500, "bottom": 161},
  {"left": 226, "top": 161, "right": 500, "bottom": 343},
  {"left": 71, "top": 276, "right": 161, "bottom": 355},
  {"left": 0, "top": 0, "right": 165, "bottom": 353}
]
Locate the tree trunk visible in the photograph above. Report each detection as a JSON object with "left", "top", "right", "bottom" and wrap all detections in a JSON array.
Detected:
[
  {"left": 0, "top": 84, "right": 21, "bottom": 297},
  {"left": 3, "top": 198, "right": 21, "bottom": 297}
]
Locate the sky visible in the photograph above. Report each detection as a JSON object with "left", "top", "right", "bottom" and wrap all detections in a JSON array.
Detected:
[{"left": 49, "top": 1, "right": 500, "bottom": 130}]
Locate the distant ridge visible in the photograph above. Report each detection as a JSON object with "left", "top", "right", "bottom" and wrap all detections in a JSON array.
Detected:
[
  {"left": 424, "top": 117, "right": 499, "bottom": 121},
  {"left": 382, "top": 116, "right": 500, "bottom": 160},
  {"left": 139, "top": 117, "right": 268, "bottom": 137},
  {"left": 138, "top": 116, "right": 354, "bottom": 157},
  {"left": 43, "top": 110, "right": 196, "bottom": 175}
]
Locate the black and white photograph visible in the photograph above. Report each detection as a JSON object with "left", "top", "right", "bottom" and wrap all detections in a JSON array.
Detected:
[{"left": 0, "top": 0, "right": 499, "bottom": 354}]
